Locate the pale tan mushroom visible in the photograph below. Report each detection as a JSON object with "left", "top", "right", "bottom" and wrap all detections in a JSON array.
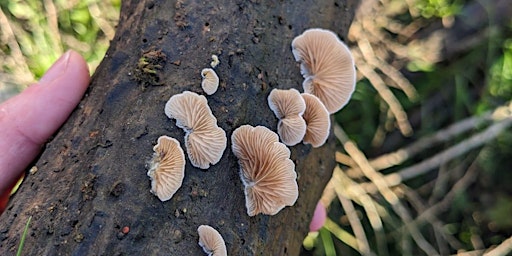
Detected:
[
  {"left": 301, "top": 93, "right": 330, "bottom": 147},
  {"left": 210, "top": 54, "right": 220, "bottom": 68},
  {"left": 147, "top": 136, "right": 185, "bottom": 201},
  {"left": 186, "top": 122, "right": 227, "bottom": 169},
  {"left": 231, "top": 125, "right": 298, "bottom": 216},
  {"left": 277, "top": 116, "right": 307, "bottom": 146},
  {"left": 164, "top": 91, "right": 226, "bottom": 169},
  {"left": 165, "top": 91, "right": 216, "bottom": 131},
  {"left": 291, "top": 28, "right": 356, "bottom": 114},
  {"left": 197, "top": 225, "right": 227, "bottom": 256},
  {"left": 267, "top": 88, "right": 307, "bottom": 146},
  {"left": 201, "top": 68, "right": 220, "bottom": 95},
  {"left": 267, "top": 88, "right": 305, "bottom": 119}
]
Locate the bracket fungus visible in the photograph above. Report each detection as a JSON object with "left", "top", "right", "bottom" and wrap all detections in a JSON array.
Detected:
[
  {"left": 147, "top": 136, "right": 185, "bottom": 201},
  {"left": 231, "top": 125, "right": 299, "bottom": 216},
  {"left": 291, "top": 28, "right": 356, "bottom": 114},
  {"left": 201, "top": 68, "right": 219, "bottom": 95},
  {"left": 301, "top": 93, "right": 331, "bottom": 148},
  {"left": 164, "top": 91, "right": 227, "bottom": 169},
  {"left": 197, "top": 225, "right": 227, "bottom": 256},
  {"left": 267, "top": 88, "right": 307, "bottom": 146}
]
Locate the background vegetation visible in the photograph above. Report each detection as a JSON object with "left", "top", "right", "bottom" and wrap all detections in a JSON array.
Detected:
[
  {"left": 1, "top": 0, "right": 511, "bottom": 255},
  {"left": 0, "top": 0, "right": 119, "bottom": 101}
]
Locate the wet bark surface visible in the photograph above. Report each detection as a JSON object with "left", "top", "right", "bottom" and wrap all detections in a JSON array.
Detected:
[{"left": 0, "top": 0, "right": 356, "bottom": 255}]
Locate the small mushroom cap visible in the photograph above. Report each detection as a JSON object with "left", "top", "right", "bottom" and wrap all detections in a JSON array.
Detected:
[
  {"left": 231, "top": 125, "right": 299, "bottom": 216},
  {"left": 267, "top": 88, "right": 306, "bottom": 119},
  {"left": 185, "top": 123, "right": 227, "bottom": 169},
  {"left": 164, "top": 91, "right": 226, "bottom": 169},
  {"left": 268, "top": 88, "right": 307, "bottom": 146},
  {"left": 277, "top": 116, "right": 307, "bottom": 146},
  {"left": 147, "top": 136, "right": 185, "bottom": 201},
  {"left": 291, "top": 28, "right": 356, "bottom": 114},
  {"left": 210, "top": 54, "right": 220, "bottom": 68},
  {"left": 165, "top": 91, "right": 217, "bottom": 131},
  {"left": 301, "top": 93, "right": 330, "bottom": 147},
  {"left": 201, "top": 68, "right": 220, "bottom": 95},
  {"left": 197, "top": 225, "right": 227, "bottom": 256}
]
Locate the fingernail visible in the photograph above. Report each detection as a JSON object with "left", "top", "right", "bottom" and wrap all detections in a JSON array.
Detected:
[{"left": 39, "top": 50, "right": 72, "bottom": 84}]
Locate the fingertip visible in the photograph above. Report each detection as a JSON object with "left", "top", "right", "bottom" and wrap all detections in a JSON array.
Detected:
[
  {"left": 59, "top": 50, "right": 91, "bottom": 93},
  {"left": 67, "top": 50, "right": 90, "bottom": 80},
  {"left": 0, "top": 50, "right": 91, "bottom": 198},
  {"left": 309, "top": 201, "right": 327, "bottom": 232},
  {"left": 28, "top": 50, "right": 91, "bottom": 142}
]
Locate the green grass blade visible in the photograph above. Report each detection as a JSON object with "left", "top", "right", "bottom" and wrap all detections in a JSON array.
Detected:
[
  {"left": 320, "top": 227, "right": 336, "bottom": 256},
  {"left": 16, "top": 216, "right": 32, "bottom": 256}
]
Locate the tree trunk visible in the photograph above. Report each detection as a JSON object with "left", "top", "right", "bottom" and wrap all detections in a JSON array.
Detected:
[{"left": 0, "top": 0, "right": 356, "bottom": 254}]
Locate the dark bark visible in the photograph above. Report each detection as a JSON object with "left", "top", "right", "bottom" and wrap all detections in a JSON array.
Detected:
[{"left": 0, "top": 0, "right": 356, "bottom": 255}]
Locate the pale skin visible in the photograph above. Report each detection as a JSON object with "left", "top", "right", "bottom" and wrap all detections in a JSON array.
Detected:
[{"left": 0, "top": 50, "right": 90, "bottom": 214}]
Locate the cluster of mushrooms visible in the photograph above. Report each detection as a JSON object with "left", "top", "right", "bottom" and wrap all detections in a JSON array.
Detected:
[{"left": 146, "top": 28, "right": 356, "bottom": 255}]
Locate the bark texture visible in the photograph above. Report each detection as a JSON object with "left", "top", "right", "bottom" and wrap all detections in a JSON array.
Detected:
[{"left": 0, "top": 0, "right": 356, "bottom": 254}]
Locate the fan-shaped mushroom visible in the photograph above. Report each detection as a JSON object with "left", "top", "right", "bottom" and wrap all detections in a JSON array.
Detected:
[
  {"left": 301, "top": 93, "right": 330, "bottom": 147},
  {"left": 277, "top": 116, "right": 307, "bottom": 147},
  {"left": 165, "top": 91, "right": 216, "bottom": 130},
  {"left": 186, "top": 123, "right": 227, "bottom": 169},
  {"left": 164, "top": 91, "right": 226, "bottom": 169},
  {"left": 201, "top": 68, "right": 220, "bottom": 95},
  {"left": 147, "top": 136, "right": 185, "bottom": 201},
  {"left": 291, "top": 28, "right": 356, "bottom": 114},
  {"left": 267, "top": 88, "right": 307, "bottom": 146},
  {"left": 231, "top": 125, "right": 298, "bottom": 216},
  {"left": 197, "top": 225, "right": 227, "bottom": 256}
]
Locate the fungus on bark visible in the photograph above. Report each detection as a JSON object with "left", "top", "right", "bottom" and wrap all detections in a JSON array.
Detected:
[
  {"left": 197, "top": 225, "right": 227, "bottom": 256},
  {"left": 210, "top": 54, "right": 220, "bottom": 68},
  {"left": 164, "top": 91, "right": 226, "bottom": 169},
  {"left": 201, "top": 68, "right": 219, "bottom": 95},
  {"left": 147, "top": 136, "right": 185, "bottom": 201},
  {"left": 291, "top": 28, "right": 356, "bottom": 114},
  {"left": 267, "top": 88, "right": 307, "bottom": 146},
  {"left": 301, "top": 93, "right": 330, "bottom": 148},
  {"left": 231, "top": 125, "right": 298, "bottom": 216}
]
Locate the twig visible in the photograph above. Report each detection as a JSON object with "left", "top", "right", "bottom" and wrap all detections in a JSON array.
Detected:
[
  {"left": 43, "top": 0, "right": 63, "bottom": 54},
  {"left": 357, "top": 38, "right": 419, "bottom": 100},
  {"left": 361, "top": 101, "right": 512, "bottom": 179},
  {"left": 453, "top": 250, "right": 486, "bottom": 256},
  {"left": 351, "top": 20, "right": 409, "bottom": 58},
  {"left": 337, "top": 191, "right": 374, "bottom": 256},
  {"left": 415, "top": 159, "right": 480, "bottom": 224},
  {"left": 0, "top": 7, "right": 34, "bottom": 84},
  {"left": 354, "top": 51, "right": 413, "bottom": 136},
  {"left": 428, "top": 163, "right": 450, "bottom": 205},
  {"left": 333, "top": 167, "right": 389, "bottom": 256},
  {"left": 362, "top": 116, "right": 512, "bottom": 193},
  {"left": 426, "top": 153, "right": 476, "bottom": 204},
  {"left": 482, "top": 235, "right": 512, "bottom": 256},
  {"left": 323, "top": 218, "right": 359, "bottom": 252},
  {"left": 88, "top": 3, "right": 116, "bottom": 40},
  {"left": 335, "top": 151, "right": 357, "bottom": 168},
  {"left": 402, "top": 185, "right": 465, "bottom": 251},
  {"left": 359, "top": 110, "right": 492, "bottom": 176},
  {"left": 319, "top": 175, "right": 337, "bottom": 208},
  {"left": 334, "top": 124, "right": 439, "bottom": 255}
]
